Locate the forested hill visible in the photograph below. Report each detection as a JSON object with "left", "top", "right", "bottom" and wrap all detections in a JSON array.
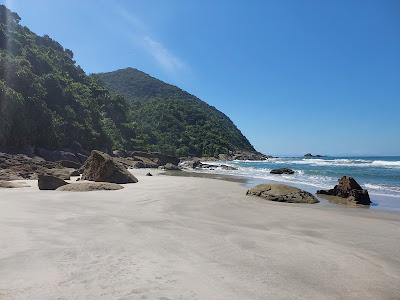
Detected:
[
  {"left": 0, "top": 5, "right": 257, "bottom": 157},
  {"left": 93, "top": 68, "right": 256, "bottom": 156}
]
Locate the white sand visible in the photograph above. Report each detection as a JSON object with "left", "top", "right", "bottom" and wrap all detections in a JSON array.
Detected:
[{"left": 0, "top": 170, "right": 399, "bottom": 299}]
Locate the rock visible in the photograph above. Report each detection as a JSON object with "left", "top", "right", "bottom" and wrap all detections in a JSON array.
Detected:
[
  {"left": 270, "top": 168, "right": 295, "bottom": 175},
  {"left": 179, "top": 158, "right": 201, "bottom": 169},
  {"left": 36, "top": 148, "right": 80, "bottom": 163},
  {"left": 0, "top": 180, "right": 29, "bottom": 188},
  {"left": 38, "top": 175, "right": 69, "bottom": 190},
  {"left": 76, "top": 153, "right": 88, "bottom": 164},
  {"left": 132, "top": 161, "right": 146, "bottom": 168},
  {"left": 57, "top": 182, "right": 123, "bottom": 192},
  {"left": 70, "top": 169, "right": 81, "bottom": 176},
  {"left": 163, "top": 163, "right": 181, "bottom": 171},
  {"left": 0, "top": 152, "right": 71, "bottom": 180},
  {"left": 58, "top": 160, "right": 81, "bottom": 169},
  {"left": 112, "top": 150, "right": 127, "bottom": 158},
  {"left": 246, "top": 184, "right": 319, "bottom": 204},
  {"left": 200, "top": 163, "right": 219, "bottom": 169},
  {"left": 304, "top": 153, "right": 323, "bottom": 158},
  {"left": 231, "top": 151, "right": 273, "bottom": 161},
  {"left": 146, "top": 172, "right": 153, "bottom": 176},
  {"left": 317, "top": 176, "right": 371, "bottom": 205},
  {"left": 81, "top": 150, "right": 138, "bottom": 184},
  {"left": 127, "top": 151, "right": 179, "bottom": 166},
  {"left": 220, "top": 164, "right": 238, "bottom": 170}
]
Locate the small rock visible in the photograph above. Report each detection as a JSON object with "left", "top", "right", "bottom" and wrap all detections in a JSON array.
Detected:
[
  {"left": 146, "top": 172, "right": 153, "bottom": 176},
  {"left": 270, "top": 168, "right": 295, "bottom": 175},
  {"left": 38, "top": 175, "right": 69, "bottom": 190}
]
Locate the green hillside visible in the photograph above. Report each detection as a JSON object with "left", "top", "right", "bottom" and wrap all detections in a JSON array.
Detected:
[
  {"left": 93, "top": 68, "right": 255, "bottom": 156},
  {"left": 0, "top": 5, "right": 256, "bottom": 157}
]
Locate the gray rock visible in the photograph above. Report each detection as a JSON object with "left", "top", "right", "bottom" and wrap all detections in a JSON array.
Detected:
[
  {"left": 38, "top": 175, "right": 69, "bottom": 190},
  {"left": 270, "top": 168, "right": 295, "bottom": 175},
  {"left": 146, "top": 172, "right": 153, "bottom": 176},
  {"left": 57, "top": 182, "right": 123, "bottom": 192},
  {"left": 246, "top": 184, "right": 319, "bottom": 204},
  {"left": 220, "top": 164, "right": 238, "bottom": 170},
  {"left": 81, "top": 150, "right": 138, "bottom": 184}
]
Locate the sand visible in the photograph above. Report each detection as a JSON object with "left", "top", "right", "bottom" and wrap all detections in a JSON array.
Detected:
[{"left": 0, "top": 169, "right": 399, "bottom": 299}]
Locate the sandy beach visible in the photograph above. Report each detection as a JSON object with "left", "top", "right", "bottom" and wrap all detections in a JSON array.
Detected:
[{"left": 1, "top": 170, "right": 400, "bottom": 300}]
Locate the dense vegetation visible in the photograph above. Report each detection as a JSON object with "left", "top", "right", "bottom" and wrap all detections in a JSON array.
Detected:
[
  {"left": 0, "top": 5, "right": 255, "bottom": 157},
  {"left": 94, "top": 68, "right": 255, "bottom": 156}
]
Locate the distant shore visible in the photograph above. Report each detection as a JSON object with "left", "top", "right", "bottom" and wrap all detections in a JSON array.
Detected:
[{"left": 1, "top": 168, "right": 399, "bottom": 299}]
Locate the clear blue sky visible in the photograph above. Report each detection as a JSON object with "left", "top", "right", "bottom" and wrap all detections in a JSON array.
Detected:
[{"left": 2, "top": 0, "right": 400, "bottom": 156}]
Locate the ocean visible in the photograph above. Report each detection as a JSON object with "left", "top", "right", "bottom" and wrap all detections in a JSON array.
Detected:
[{"left": 199, "top": 156, "right": 400, "bottom": 211}]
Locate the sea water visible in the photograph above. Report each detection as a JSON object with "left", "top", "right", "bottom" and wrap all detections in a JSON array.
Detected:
[{"left": 198, "top": 156, "right": 400, "bottom": 211}]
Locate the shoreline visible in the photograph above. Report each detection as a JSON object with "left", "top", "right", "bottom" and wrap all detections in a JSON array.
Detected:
[{"left": 174, "top": 168, "right": 400, "bottom": 213}]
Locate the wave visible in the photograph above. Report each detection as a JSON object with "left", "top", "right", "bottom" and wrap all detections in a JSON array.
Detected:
[{"left": 268, "top": 158, "right": 400, "bottom": 168}]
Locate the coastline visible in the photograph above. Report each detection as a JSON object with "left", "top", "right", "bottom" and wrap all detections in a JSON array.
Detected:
[{"left": 1, "top": 169, "right": 399, "bottom": 299}]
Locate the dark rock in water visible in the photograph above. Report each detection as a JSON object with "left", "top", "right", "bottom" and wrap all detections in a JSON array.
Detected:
[
  {"left": 200, "top": 163, "right": 219, "bottom": 169},
  {"left": 0, "top": 180, "right": 29, "bottom": 188},
  {"left": 57, "top": 182, "right": 123, "bottom": 192},
  {"left": 38, "top": 175, "right": 69, "bottom": 190},
  {"left": 247, "top": 184, "right": 319, "bottom": 204},
  {"left": 317, "top": 176, "right": 371, "bottom": 205},
  {"left": 81, "top": 150, "right": 138, "bottom": 184},
  {"left": 58, "top": 160, "right": 81, "bottom": 169},
  {"left": 163, "top": 163, "right": 181, "bottom": 171},
  {"left": 146, "top": 172, "right": 153, "bottom": 176},
  {"left": 304, "top": 153, "right": 323, "bottom": 158},
  {"left": 270, "top": 168, "right": 295, "bottom": 175},
  {"left": 231, "top": 151, "right": 272, "bottom": 161},
  {"left": 220, "top": 164, "right": 238, "bottom": 170}
]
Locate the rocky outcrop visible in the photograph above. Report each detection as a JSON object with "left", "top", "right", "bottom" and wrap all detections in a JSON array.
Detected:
[
  {"left": 270, "top": 168, "right": 295, "bottom": 175},
  {"left": 230, "top": 151, "right": 272, "bottom": 161},
  {"left": 38, "top": 175, "right": 69, "bottom": 190},
  {"left": 0, "top": 152, "right": 72, "bottom": 180},
  {"left": 57, "top": 160, "right": 81, "bottom": 169},
  {"left": 247, "top": 184, "right": 319, "bottom": 204},
  {"left": 57, "top": 182, "right": 123, "bottom": 192},
  {"left": 316, "top": 176, "right": 371, "bottom": 205},
  {"left": 220, "top": 164, "right": 238, "bottom": 170},
  {"left": 81, "top": 151, "right": 138, "bottom": 184},
  {"left": 179, "top": 158, "right": 202, "bottom": 169}
]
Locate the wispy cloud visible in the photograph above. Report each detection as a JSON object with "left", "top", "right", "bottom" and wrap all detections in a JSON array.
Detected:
[{"left": 114, "top": 5, "right": 186, "bottom": 74}]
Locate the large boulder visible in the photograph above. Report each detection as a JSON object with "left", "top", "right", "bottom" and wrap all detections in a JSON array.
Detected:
[
  {"left": 57, "top": 182, "right": 123, "bottom": 192},
  {"left": 38, "top": 175, "right": 69, "bottom": 190},
  {"left": 81, "top": 151, "right": 138, "bottom": 184},
  {"left": 247, "top": 184, "right": 319, "bottom": 204},
  {"left": 179, "top": 158, "right": 202, "bottom": 169},
  {"left": 270, "top": 168, "right": 295, "bottom": 175},
  {"left": 127, "top": 151, "right": 179, "bottom": 166},
  {"left": 317, "top": 176, "right": 371, "bottom": 205}
]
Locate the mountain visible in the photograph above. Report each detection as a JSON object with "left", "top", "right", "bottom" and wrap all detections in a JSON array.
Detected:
[
  {"left": 0, "top": 5, "right": 257, "bottom": 157},
  {"left": 93, "top": 68, "right": 256, "bottom": 157}
]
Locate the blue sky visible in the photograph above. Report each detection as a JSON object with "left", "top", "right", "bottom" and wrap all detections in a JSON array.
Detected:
[{"left": 2, "top": 0, "right": 400, "bottom": 155}]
